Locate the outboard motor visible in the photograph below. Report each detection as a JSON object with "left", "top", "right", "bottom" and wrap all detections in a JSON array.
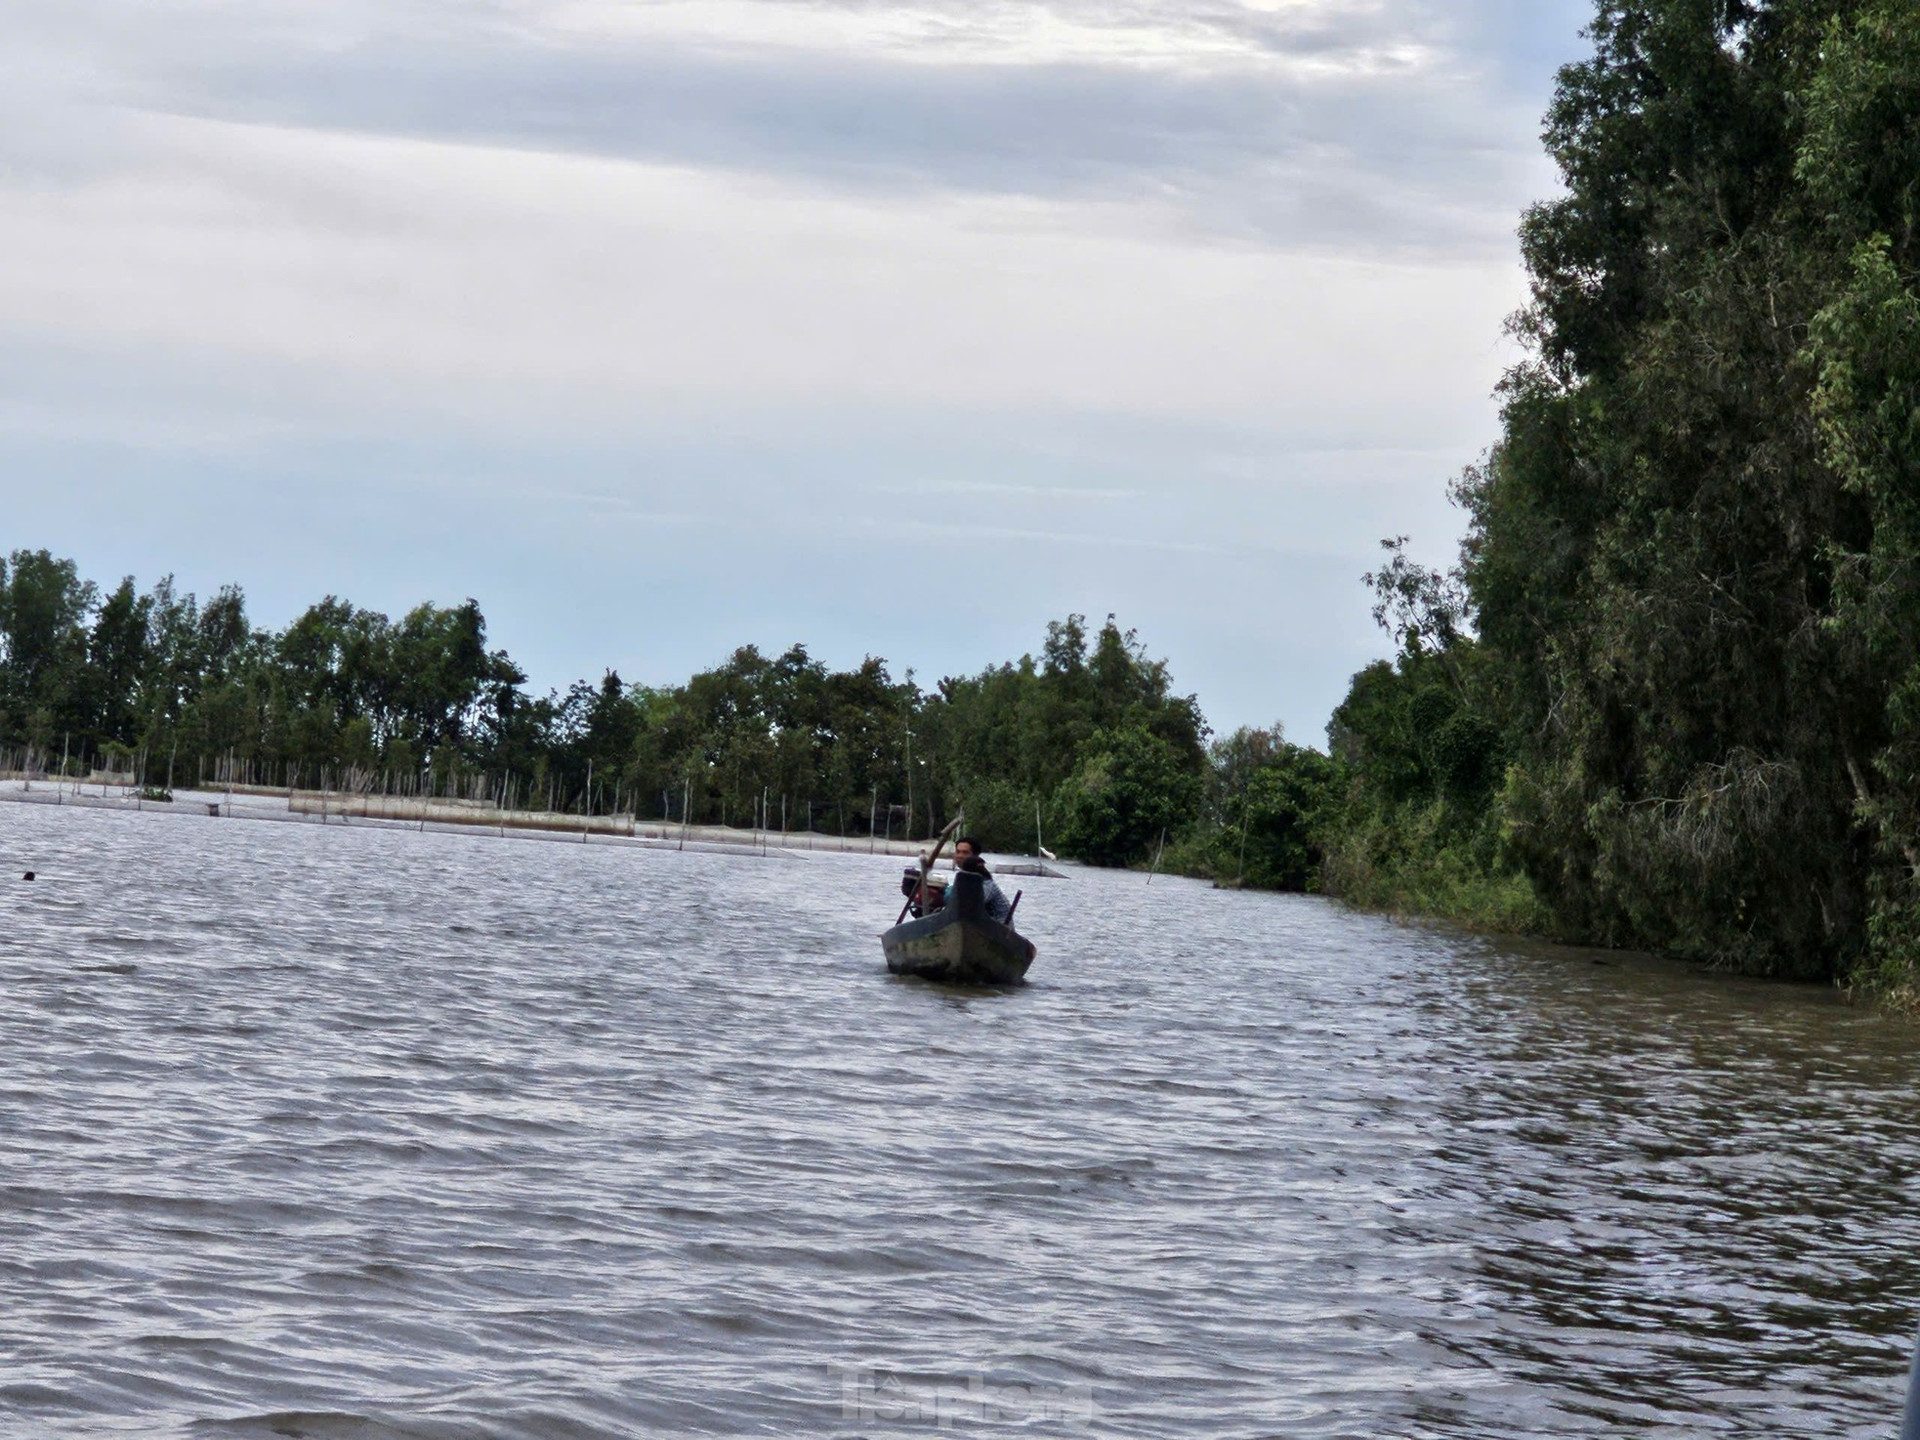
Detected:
[{"left": 900, "top": 866, "right": 948, "bottom": 918}]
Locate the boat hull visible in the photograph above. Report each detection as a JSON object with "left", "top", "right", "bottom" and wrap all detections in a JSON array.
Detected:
[{"left": 880, "top": 906, "right": 1036, "bottom": 985}]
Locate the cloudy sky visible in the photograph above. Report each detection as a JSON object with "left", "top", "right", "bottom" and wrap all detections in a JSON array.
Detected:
[{"left": 0, "top": 0, "right": 1590, "bottom": 740}]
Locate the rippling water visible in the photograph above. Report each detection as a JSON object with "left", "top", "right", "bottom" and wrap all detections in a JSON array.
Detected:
[{"left": 3, "top": 799, "right": 1918, "bottom": 1438}]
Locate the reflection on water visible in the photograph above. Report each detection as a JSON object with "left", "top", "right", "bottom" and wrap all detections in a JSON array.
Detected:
[{"left": 0, "top": 801, "right": 1915, "bottom": 1438}]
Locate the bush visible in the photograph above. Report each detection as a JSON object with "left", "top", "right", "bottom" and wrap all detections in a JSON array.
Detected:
[
  {"left": 948, "top": 775, "right": 1045, "bottom": 855},
  {"left": 1052, "top": 724, "right": 1200, "bottom": 867},
  {"left": 1232, "top": 746, "right": 1341, "bottom": 891}
]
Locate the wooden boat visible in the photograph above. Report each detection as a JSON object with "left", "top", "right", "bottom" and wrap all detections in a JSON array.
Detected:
[{"left": 881, "top": 870, "right": 1036, "bottom": 985}]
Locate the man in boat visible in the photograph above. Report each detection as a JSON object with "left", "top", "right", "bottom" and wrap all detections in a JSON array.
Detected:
[{"left": 953, "top": 837, "right": 1014, "bottom": 924}]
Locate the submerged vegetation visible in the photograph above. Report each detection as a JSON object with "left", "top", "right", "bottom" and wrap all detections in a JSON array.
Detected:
[{"left": 7, "top": 0, "right": 1920, "bottom": 995}]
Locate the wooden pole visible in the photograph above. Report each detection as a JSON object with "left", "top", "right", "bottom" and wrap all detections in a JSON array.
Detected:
[{"left": 915, "top": 817, "right": 963, "bottom": 917}]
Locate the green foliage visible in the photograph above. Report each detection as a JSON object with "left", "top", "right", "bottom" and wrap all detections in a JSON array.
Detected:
[
  {"left": 1052, "top": 724, "right": 1200, "bottom": 868},
  {"left": 1321, "top": 796, "right": 1551, "bottom": 936},
  {"left": 0, "top": 563, "right": 1207, "bottom": 865},
  {"left": 1469, "top": 0, "right": 1859, "bottom": 971},
  {"left": 1796, "top": 3, "right": 1920, "bottom": 991},
  {"left": 943, "top": 774, "right": 1043, "bottom": 857},
  {"left": 1228, "top": 743, "right": 1341, "bottom": 892},
  {"left": 1155, "top": 724, "right": 1346, "bottom": 892},
  {"left": 1316, "top": 587, "right": 1539, "bottom": 928},
  {"left": 1304, "top": 0, "right": 1920, "bottom": 988},
  {"left": 919, "top": 614, "right": 1208, "bottom": 856},
  {"left": 0, "top": 550, "right": 98, "bottom": 745}
]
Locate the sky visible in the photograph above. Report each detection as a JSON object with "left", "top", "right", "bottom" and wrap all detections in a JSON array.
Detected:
[{"left": 0, "top": 0, "right": 1593, "bottom": 742}]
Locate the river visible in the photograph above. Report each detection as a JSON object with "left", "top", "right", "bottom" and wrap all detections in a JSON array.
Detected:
[{"left": 1, "top": 799, "right": 1916, "bottom": 1437}]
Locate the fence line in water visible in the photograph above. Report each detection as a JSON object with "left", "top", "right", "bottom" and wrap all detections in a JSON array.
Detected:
[
  {"left": 0, "top": 777, "right": 935, "bottom": 860},
  {"left": 0, "top": 742, "right": 945, "bottom": 859}
]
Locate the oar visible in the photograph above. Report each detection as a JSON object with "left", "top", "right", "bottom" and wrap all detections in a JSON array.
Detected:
[
  {"left": 1005, "top": 889, "right": 1022, "bottom": 927},
  {"left": 916, "top": 817, "right": 963, "bottom": 917}
]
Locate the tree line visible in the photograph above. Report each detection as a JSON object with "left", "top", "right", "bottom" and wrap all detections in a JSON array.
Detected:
[
  {"left": 1195, "top": 0, "right": 1920, "bottom": 997},
  {"left": 0, "top": 551, "right": 1217, "bottom": 860}
]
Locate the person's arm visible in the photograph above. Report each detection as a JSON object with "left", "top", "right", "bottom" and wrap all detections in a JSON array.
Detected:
[{"left": 988, "top": 880, "right": 1012, "bottom": 923}]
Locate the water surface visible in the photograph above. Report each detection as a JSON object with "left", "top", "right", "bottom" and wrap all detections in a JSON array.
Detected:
[{"left": 1, "top": 800, "right": 1916, "bottom": 1437}]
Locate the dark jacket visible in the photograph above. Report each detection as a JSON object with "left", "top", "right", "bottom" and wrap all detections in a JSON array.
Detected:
[{"left": 956, "top": 860, "right": 1013, "bottom": 924}]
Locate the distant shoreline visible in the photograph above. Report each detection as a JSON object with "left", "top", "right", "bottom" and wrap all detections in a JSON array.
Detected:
[{"left": 0, "top": 779, "right": 1065, "bottom": 875}]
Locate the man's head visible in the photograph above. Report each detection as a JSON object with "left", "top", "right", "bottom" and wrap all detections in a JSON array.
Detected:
[{"left": 955, "top": 836, "right": 983, "bottom": 863}]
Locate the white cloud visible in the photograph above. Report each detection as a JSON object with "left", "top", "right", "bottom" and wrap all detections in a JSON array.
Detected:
[
  {"left": 2, "top": 0, "right": 1560, "bottom": 254},
  {"left": 0, "top": 0, "right": 1588, "bottom": 734},
  {"left": 530, "top": 0, "right": 1436, "bottom": 75},
  {"left": 0, "top": 112, "right": 1524, "bottom": 428}
]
